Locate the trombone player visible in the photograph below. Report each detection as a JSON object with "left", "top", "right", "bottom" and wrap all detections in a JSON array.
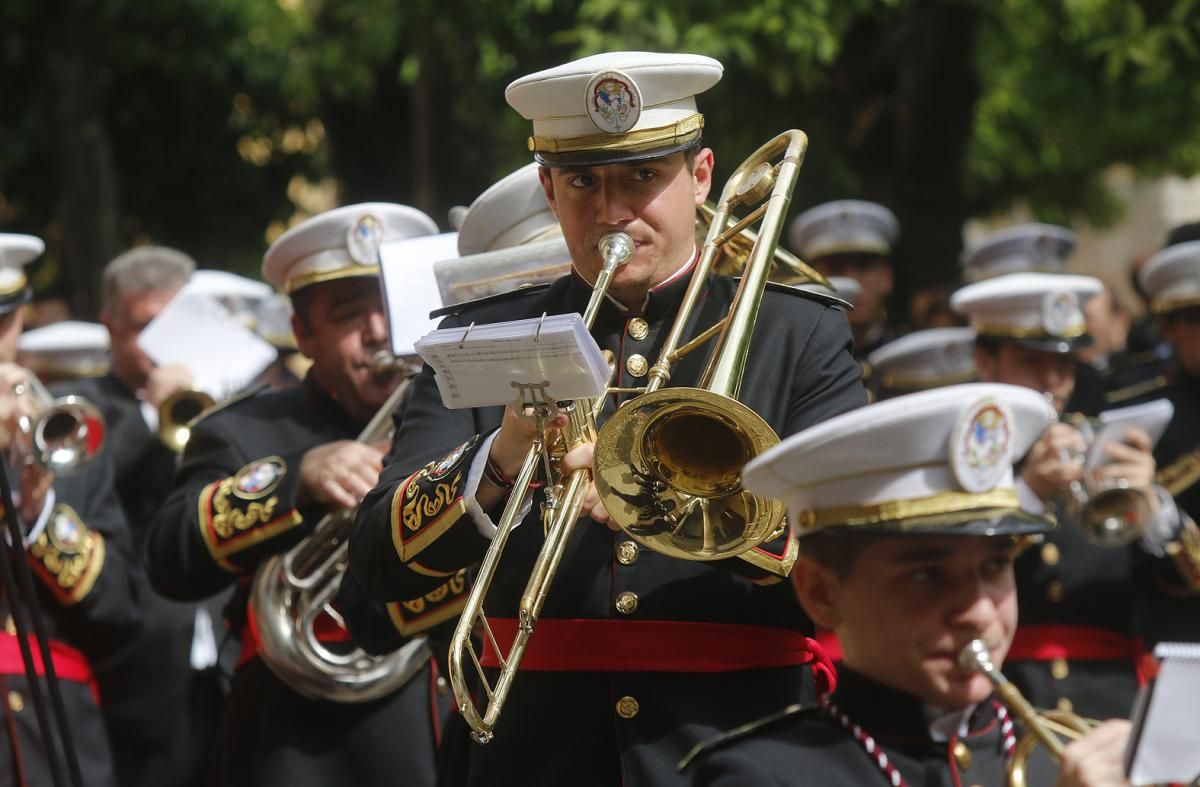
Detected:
[
  {"left": 0, "top": 234, "right": 142, "bottom": 786},
  {"left": 349, "top": 52, "right": 867, "bottom": 786}
]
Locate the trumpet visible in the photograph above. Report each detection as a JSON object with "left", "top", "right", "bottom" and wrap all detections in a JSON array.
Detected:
[
  {"left": 158, "top": 389, "right": 216, "bottom": 453},
  {"left": 448, "top": 231, "right": 635, "bottom": 743},
  {"left": 1052, "top": 410, "right": 1152, "bottom": 546},
  {"left": 9, "top": 372, "right": 105, "bottom": 475},
  {"left": 958, "top": 639, "right": 1095, "bottom": 787},
  {"left": 249, "top": 371, "right": 430, "bottom": 702}
]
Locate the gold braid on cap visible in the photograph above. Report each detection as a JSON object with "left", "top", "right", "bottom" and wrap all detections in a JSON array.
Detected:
[
  {"left": 880, "top": 369, "right": 978, "bottom": 393},
  {"left": 794, "top": 489, "right": 1021, "bottom": 532},
  {"left": 972, "top": 321, "right": 1086, "bottom": 340},
  {"left": 529, "top": 114, "right": 704, "bottom": 155},
  {"left": 1152, "top": 294, "right": 1200, "bottom": 315},
  {"left": 285, "top": 263, "right": 380, "bottom": 294}
]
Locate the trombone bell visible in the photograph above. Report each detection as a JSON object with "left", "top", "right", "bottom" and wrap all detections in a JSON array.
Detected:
[
  {"left": 159, "top": 389, "right": 216, "bottom": 453},
  {"left": 593, "top": 388, "right": 785, "bottom": 562}
]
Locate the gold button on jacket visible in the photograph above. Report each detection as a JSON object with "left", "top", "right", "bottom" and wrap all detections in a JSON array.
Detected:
[
  {"left": 625, "top": 354, "right": 648, "bottom": 378},
  {"left": 616, "top": 541, "right": 640, "bottom": 565},
  {"left": 615, "top": 695, "right": 640, "bottom": 719},
  {"left": 627, "top": 318, "right": 649, "bottom": 341},
  {"left": 615, "top": 591, "right": 639, "bottom": 615}
]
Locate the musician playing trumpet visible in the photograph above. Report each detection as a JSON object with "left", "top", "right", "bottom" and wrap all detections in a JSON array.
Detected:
[
  {"left": 683, "top": 384, "right": 1133, "bottom": 787},
  {"left": 349, "top": 52, "right": 867, "bottom": 787},
  {"left": 952, "top": 272, "right": 1186, "bottom": 720},
  {"left": 0, "top": 234, "right": 141, "bottom": 786},
  {"left": 144, "top": 205, "right": 456, "bottom": 787}
]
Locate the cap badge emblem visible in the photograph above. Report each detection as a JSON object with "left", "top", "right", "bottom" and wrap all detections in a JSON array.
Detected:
[
  {"left": 586, "top": 70, "right": 641, "bottom": 134},
  {"left": 1041, "top": 290, "right": 1080, "bottom": 337},
  {"left": 347, "top": 213, "right": 384, "bottom": 265},
  {"left": 950, "top": 398, "right": 1013, "bottom": 493}
]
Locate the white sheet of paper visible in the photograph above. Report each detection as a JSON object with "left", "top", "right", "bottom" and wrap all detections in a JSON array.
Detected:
[
  {"left": 380, "top": 232, "right": 458, "bottom": 358},
  {"left": 1087, "top": 398, "right": 1175, "bottom": 468},
  {"left": 137, "top": 291, "right": 277, "bottom": 398},
  {"left": 1127, "top": 642, "right": 1200, "bottom": 783},
  {"left": 415, "top": 314, "right": 609, "bottom": 409}
]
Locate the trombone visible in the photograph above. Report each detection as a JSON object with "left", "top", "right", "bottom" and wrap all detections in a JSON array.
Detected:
[
  {"left": 9, "top": 372, "right": 105, "bottom": 475},
  {"left": 959, "top": 639, "right": 1095, "bottom": 787},
  {"left": 449, "top": 129, "right": 811, "bottom": 743},
  {"left": 448, "top": 231, "right": 635, "bottom": 743}
]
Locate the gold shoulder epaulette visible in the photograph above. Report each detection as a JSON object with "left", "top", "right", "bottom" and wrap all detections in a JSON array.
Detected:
[
  {"left": 677, "top": 703, "right": 812, "bottom": 772},
  {"left": 1105, "top": 374, "right": 1168, "bottom": 405}
]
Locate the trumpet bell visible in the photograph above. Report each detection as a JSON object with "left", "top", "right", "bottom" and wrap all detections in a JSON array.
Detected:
[
  {"left": 1079, "top": 479, "right": 1152, "bottom": 546},
  {"left": 33, "top": 396, "right": 106, "bottom": 474},
  {"left": 593, "top": 388, "right": 785, "bottom": 561},
  {"left": 159, "top": 389, "right": 216, "bottom": 452}
]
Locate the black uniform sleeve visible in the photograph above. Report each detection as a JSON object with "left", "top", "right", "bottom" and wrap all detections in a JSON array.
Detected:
[
  {"left": 27, "top": 457, "right": 144, "bottom": 659},
  {"left": 145, "top": 413, "right": 317, "bottom": 601},
  {"left": 349, "top": 351, "right": 494, "bottom": 602}
]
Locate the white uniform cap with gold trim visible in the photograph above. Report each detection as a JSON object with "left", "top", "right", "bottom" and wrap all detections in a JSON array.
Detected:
[
  {"left": 794, "top": 276, "right": 862, "bottom": 306},
  {"left": 18, "top": 320, "right": 110, "bottom": 379},
  {"left": 867, "top": 327, "right": 977, "bottom": 397},
  {"left": 253, "top": 293, "right": 296, "bottom": 349},
  {"left": 456, "top": 163, "right": 561, "bottom": 256},
  {"left": 787, "top": 200, "right": 899, "bottom": 261},
  {"left": 506, "top": 51, "right": 723, "bottom": 167},
  {"left": 262, "top": 203, "right": 438, "bottom": 294},
  {"left": 951, "top": 272, "right": 1101, "bottom": 354},
  {"left": 960, "top": 223, "right": 1075, "bottom": 282},
  {"left": 183, "top": 269, "right": 274, "bottom": 330},
  {"left": 1139, "top": 240, "right": 1200, "bottom": 315},
  {"left": 0, "top": 234, "right": 43, "bottom": 315},
  {"left": 743, "top": 383, "right": 1055, "bottom": 538}
]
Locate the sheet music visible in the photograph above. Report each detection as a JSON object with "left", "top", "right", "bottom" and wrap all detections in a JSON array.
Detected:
[
  {"left": 380, "top": 231, "right": 458, "bottom": 357},
  {"left": 137, "top": 291, "right": 276, "bottom": 398},
  {"left": 415, "top": 314, "right": 609, "bottom": 409},
  {"left": 1126, "top": 641, "right": 1200, "bottom": 784}
]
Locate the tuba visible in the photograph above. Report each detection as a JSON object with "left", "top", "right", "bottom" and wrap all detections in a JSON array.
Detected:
[
  {"left": 591, "top": 130, "right": 810, "bottom": 562},
  {"left": 248, "top": 363, "right": 430, "bottom": 702},
  {"left": 11, "top": 372, "right": 105, "bottom": 475},
  {"left": 959, "top": 639, "right": 1096, "bottom": 787}
]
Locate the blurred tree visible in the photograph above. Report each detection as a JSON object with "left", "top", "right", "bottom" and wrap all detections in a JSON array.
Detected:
[{"left": 0, "top": 0, "right": 1198, "bottom": 323}]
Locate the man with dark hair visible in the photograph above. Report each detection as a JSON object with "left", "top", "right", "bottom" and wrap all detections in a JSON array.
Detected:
[
  {"left": 684, "top": 384, "right": 1132, "bottom": 787},
  {"left": 145, "top": 204, "right": 454, "bottom": 787},
  {"left": 0, "top": 234, "right": 141, "bottom": 786},
  {"left": 349, "top": 51, "right": 867, "bottom": 786}
]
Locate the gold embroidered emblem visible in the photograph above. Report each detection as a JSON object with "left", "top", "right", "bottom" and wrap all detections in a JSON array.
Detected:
[
  {"left": 402, "top": 470, "right": 462, "bottom": 533},
  {"left": 210, "top": 477, "right": 281, "bottom": 539},
  {"left": 29, "top": 505, "right": 104, "bottom": 605}
]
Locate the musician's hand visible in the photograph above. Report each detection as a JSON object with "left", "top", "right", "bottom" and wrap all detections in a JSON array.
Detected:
[
  {"left": 145, "top": 363, "right": 195, "bottom": 409},
  {"left": 1091, "top": 427, "right": 1157, "bottom": 512},
  {"left": 298, "top": 440, "right": 385, "bottom": 510},
  {"left": 1054, "top": 719, "right": 1131, "bottom": 787},
  {"left": 1021, "top": 423, "right": 1086, "bottom": 502},
  {"left": 18, "top": 463, "right": 54, "bottom": 525},
  {"left": 0, "top": 364, "right": 37, "bottom": 451},
  {"left": 488, "top": 401, "right": 568, "bottom": 481},
  {"left": 560, "top": 442, "right": 616, "bottom": 529}
]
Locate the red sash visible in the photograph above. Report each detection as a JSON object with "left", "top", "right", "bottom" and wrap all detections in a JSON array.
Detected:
[
  {"left": 478, "top": 618, "right": 836, "bottom": 694},
  {"left": 0, "top": 633, "right": 99, "bottom": 704}
]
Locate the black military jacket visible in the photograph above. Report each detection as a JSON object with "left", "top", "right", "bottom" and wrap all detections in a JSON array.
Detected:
[
  {"left": 146, "top": 376, "right": 457, "bottom": 787},
  {"left": 684, "top": 667, "right": 1057, "bottom": 787},
  {"left": 350, "top": 268, "right": 868, "bottom": 787},
  {"left": 1, "top": 455, "right": 142, "bottom": 787},
  {"left": 62, "top": 373, "right": 224, "bottom": 787}
]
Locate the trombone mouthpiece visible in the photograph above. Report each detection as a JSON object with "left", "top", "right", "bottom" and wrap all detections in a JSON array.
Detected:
[
  {"left": 958, "top": 639, "right": 993, "bottom": 674},
  {"left": 598, "top": 232, "right": 635, "bottom": 267}
]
